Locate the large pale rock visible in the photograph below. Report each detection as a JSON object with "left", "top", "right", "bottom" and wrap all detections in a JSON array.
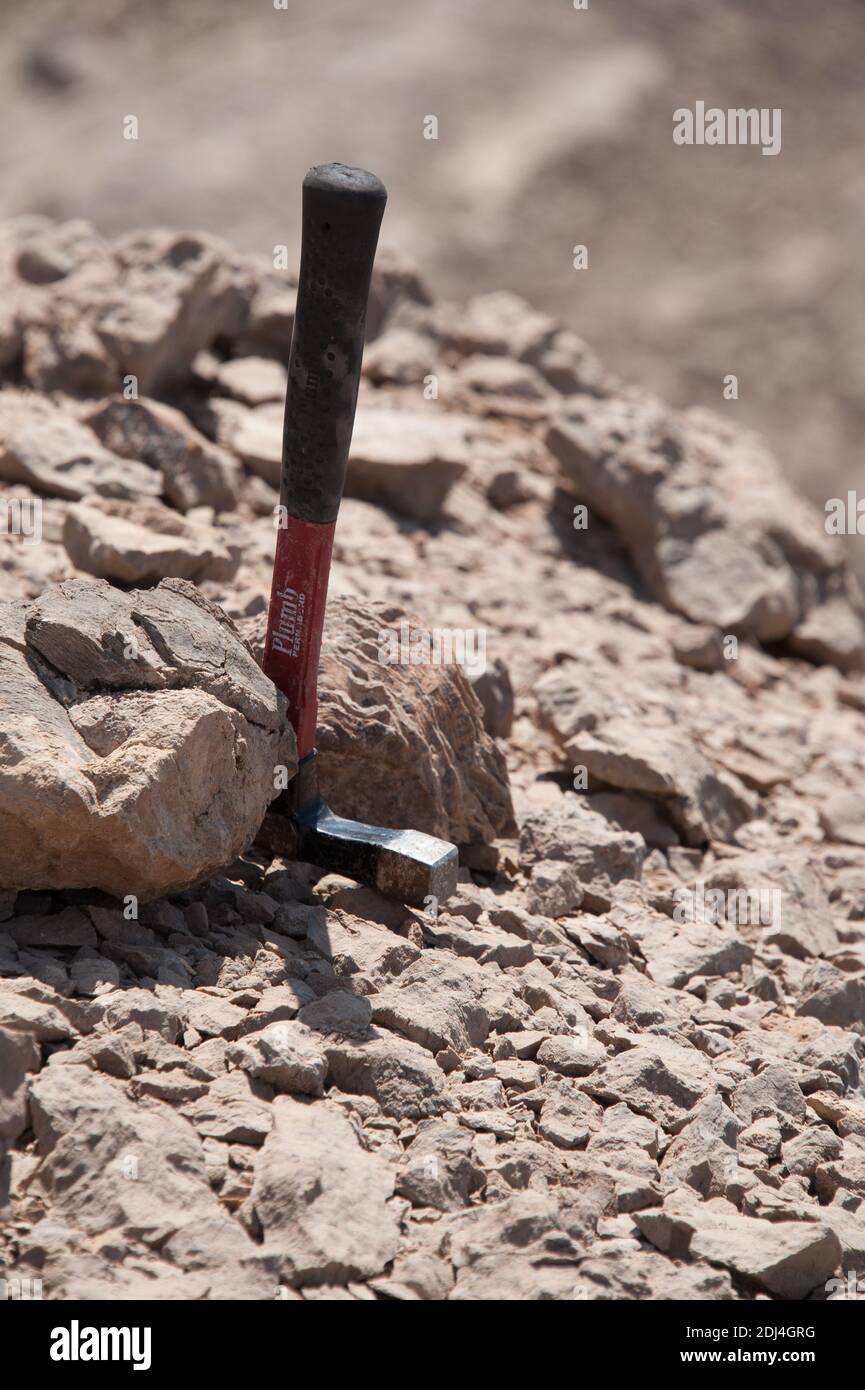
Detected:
[
  {"left": 538, "top": 1084, "right": 604, "bottom": 1150},
  {"left": 362, "top": 327, "right": 437, "bottom": 387},
  {"left": 520, "top": 797, "right": 646, "bottom": 908},
  {"left": 305, "top": 908, "right": 421, "bottom": 984},
  {"left": 181, "top": 1071, "right": 273, "bottom": 1145},
  {"left": 534, "top": 659, "right": 756, "bottom": 846},
  {"left": 636, "top": 1193, "right": 842, "bottom": 1300},
  {"left": 63, "top": 496, "right": 240, "bottom": 585},
  {"left": 703, "top": 853, "right": 838, "bottom": 959},
  {"left": 0, "top": 1026, "right": 41, "bottom": 1143},
  {"left": 660, "top": 1096, "right": 741, "bottom": 1197},
  {"left": 468, "top": 656, "right": 515, "bottom": 738},
  {"left": 567, "top": 721, "right": 752, "bottom": 846},
  {"left": 440, "top": 291, "right": 557, "bottom": 361},
  {"left": 27, "top": 228, "right": 252, "bottom": 396},
  {"left": 323, "top": 1034, "right": 449, "bottom": 1120},
  {"left": 15, "top": 218, "right": 105, "bottom": 286},
  {"left": 637, "top": 920, "right": 753, "bottom": 991},
  {"left": 731, "top": 1062, "right": 807, "bottom": 1135},
  {"left": 577, "top": 1251, "right": 734, "bottom": 1301},
  {"left": 371, "top": 955, "right": 492, "bottom": 1054},
  {"left": 250, "top": 1095, "right": 400, "bottom": 1286},
  {"left": 365, "top": 245, "right": 432, "bottom": 339},
  {"left": 214, "top": 355, "right": 287, "bottom": 406},
  {"left": 228, "top": 1021, "right": 326, "bottom": 1097},
  {"left": 796, "top": 962, "right": 865, "bottom": 1028},
  {"left": 547, "top": 393, "right": 865, "bottom": 669},
  {"left": 346, "top": 407, "right": 470, "bottom": 520},
  {"left": 819, "top": 790, "right": 865, "bottom": 847},
  {"left": 232, "top": 278, "right": 296, "bottom": 358},
  {"left": 204, "top": 398, "right": 283, "bottom": 487},
  {"left": 443, "top": 1191, "right": 583, "bottom": 1300},
  {"left": 0, "top": 577, "right": 294, "bottom": 897},
  {"left": 0, "top": 391, "right": 162, "bottom": 501},
  {"left": 0, "top": 981, "right": 90, "bottom": 1042},
  {"left": 582, "top": 1037, "right": 715, "bottom": 1131},
  {"left": 396, "top": 1120, "right": 484, "bottom": 1211},
  {"left": 29, "top": 1067, "right": 225, "bottom": 1246}
]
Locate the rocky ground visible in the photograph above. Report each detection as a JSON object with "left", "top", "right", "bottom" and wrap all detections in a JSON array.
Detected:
[{"left": 2, "top": 217, "right": 865, "bottom": 1300}]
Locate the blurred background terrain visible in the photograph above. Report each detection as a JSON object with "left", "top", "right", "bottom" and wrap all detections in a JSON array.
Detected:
[{"left": 1, "top": 0, "right": 863, "bottom": 572}]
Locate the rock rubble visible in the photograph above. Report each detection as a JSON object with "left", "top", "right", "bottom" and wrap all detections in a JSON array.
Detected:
[{"left": 1, "top": 218, "right": 865, "bottom": 1301}]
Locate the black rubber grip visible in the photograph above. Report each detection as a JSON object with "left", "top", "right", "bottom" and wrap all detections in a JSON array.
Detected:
[{"left": 279, "top": 163, "right": 387, "bottom": 523}]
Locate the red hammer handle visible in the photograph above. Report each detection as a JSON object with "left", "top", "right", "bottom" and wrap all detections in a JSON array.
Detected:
[
  {"left": 265, "top": 514, "right": 335, "bottom": 760},
  {"left": 263, "top": 165, "right": 387, "bottom": 759}
]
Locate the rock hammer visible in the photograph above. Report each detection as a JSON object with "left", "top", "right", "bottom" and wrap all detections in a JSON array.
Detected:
[{"left": 262, "top": 163, "right": 458, "bottom": 908}]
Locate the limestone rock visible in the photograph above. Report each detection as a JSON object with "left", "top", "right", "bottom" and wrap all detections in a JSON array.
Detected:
[
  {"left": 371, "top": 955, "right": 491, "bottom": 1054},
  {"left": 214, "top": 355, "right": 287, "bottom": 406},
  {"left": 63, "top": 496, "right": 241, "bottom": 584},
  {"left": 84, "top": 396, "right": 240, "bottom": 513},
  {"left": 444, "top": 1191, "right": 583, "bottom": 1300},
  {"left": 796, "top": 961, "right": 865, "bottom": 1028},
  {"left": 583, "top": 1037, "right": 715, "bottom": 1131},
  {"left": 547, "top": 393, "right": 865, "bottom": 668},
  {"left": 441, "top": 291, "right": 556, "bottom": 361},
  {"left": 520, "top": 797, "right": 646, "bottom": 908},
  {"left": 346, "top": 407, "right": 470, "bottom": 520},
  {"left": 250, "top": 1095, "right": 399, "bottom": 1286},
  {"left": 0, "top": 390, "right": 162, "bottom": 501},
  {"left": 39, "top": 228, "right": 251, "bottom": 396},
  {"left": 15, "top": 218, "right": 104, "bottom": 286},
  {"left": 703, "top": 854, "right": 838, "bottom": 960},
  {"left": 0, "top": 577, "right": 295, "bottom": 897},
  {"left": 636, "top": 1193, "right": 841, "bottom": 1299},
  {"left": 536, "top": 1033, "right": 605, "bottom": 1077},
  {"left": 534, "top": 658, "right": 756, "bottom": 847},
  {"left": 660, "top": 1096, "right": 741, "bottom": 1197},
  {"left": 29, "top": 1066, "right": 225, "bottom": 1246},
  {"left": 182, "top": 1071, "right": 273, "bottom": 1146},
  {"left": 0, "top": 1026, "right": 40, "bottom": 1143},
  {"left": 538, "top": 1084, "right": 603, "bottom": 1150},
  {"left": 468, "top": 657, "right": 515, "bottom": 738},
  {"left": 819, "top": 790, "right": 865, "bottom": 847},
  {"left": 396, "top": 1120, "right": 484, "bottom": 1211},
  {"left": 640, "top": 922, "right": 753, "bottom": 991},
  {"left": 577, "top": 1250, "right": 734, "bottom": 1301},
  {"left": 323, "top": 1033, "right": 449, "bottom": 1120},
  {"left": 362, "top": 327, "right": 437, "bottom": 387},
  {"left": 314, "top": 596, "right": 515, "bottom": 846},
  {"left": 229, "top": 1022, "right": 326, "bottom": 1097},
  {"left": 205, "top": 399, "right": 282, "bottom": 487},
  {"left": 731, "top": 1062, "right": 806, "bottom": 1135}
]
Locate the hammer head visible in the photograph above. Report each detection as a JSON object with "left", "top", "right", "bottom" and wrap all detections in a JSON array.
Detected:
[
  {"left": 295, "top": 801, "right": 459, "bottom": 908},
  {"left": 261, "top": 753, "right": 459, "bottom": 909}
]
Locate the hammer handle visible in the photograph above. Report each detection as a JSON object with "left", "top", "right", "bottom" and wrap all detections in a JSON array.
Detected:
[
  {"left": 264, "top": 164, "right": 386, "bottom": 759},
  {"left": 279, "top": 163, "right": 387, "bottom": 524}
]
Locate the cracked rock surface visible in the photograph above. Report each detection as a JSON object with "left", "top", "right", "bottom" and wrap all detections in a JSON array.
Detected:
[
  {"left": 2, "top": 219, "right": 865, "bottom": 1301},
  {"left": 0, "top": 577, "right": 296, "bottom": 897}
]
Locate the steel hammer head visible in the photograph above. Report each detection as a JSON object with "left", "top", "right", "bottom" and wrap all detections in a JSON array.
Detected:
[{"left": 263, "top": 754, "right": 459, "bottom": 909}]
